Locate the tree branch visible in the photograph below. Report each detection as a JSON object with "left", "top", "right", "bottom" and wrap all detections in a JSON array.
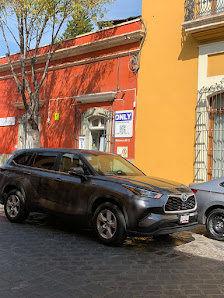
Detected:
[
  {"left": 36, "top": 16, "right": 66, "bottom": 93},
  {"left": 0, "top": 21, "right": 24, "bottom": 92},
  {"left": 34, "top": 15, "right": 49, "bottom": 57}
]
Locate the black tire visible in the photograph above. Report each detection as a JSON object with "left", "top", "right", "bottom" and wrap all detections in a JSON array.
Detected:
[
  {"left": 4, "top": 189, "right": 29, "bottom": 223},
  {"left": 93, "top": 202, "right": 127, "bottom": 246},
  {"left": 206, "top": 208, "right": 224, "bottom": 241}
]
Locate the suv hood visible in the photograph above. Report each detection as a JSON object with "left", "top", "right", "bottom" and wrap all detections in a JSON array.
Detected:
[{"left": 105, "top": 175, "right": 191, "bottom": 194}]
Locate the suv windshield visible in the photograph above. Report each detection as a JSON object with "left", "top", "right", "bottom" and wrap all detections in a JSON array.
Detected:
[{"left": 83, "top": 153, "right": 144, "bottom": 176}]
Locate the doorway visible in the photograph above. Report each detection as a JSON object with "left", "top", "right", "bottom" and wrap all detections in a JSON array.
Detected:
[
  {"left": 89, "top": 116, "right": 106, "bottom": 151},
  {"left": 81, "top": 108, "right": 112, "bottom": 152},
  {"left": 91, "top": 130, "right": 105, "bottom": 151}
]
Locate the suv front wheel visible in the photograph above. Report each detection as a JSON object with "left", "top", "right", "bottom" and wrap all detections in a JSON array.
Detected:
[
  {"left": 93, "top": 202, "right": 127, "bottom": 246},
  {"left": 4, "top": 189, "right": 29, "bottom": 223}
]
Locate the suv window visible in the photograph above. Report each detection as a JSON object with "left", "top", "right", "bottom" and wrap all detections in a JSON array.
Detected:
[
  {"left": 30, "top": 153, "right": 57, "bottom": 170},
  {"left": 13, "top": 152, "right": 33, "bottom": 166},
  {"left": 59, "top": 153, "right": 89, "bottom": 175}
]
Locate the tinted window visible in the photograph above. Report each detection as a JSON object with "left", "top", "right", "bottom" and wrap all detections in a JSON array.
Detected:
[
  {"left": 30, "top": 153, "right": 57, "bottom": 170},
  {"left": 13, "top": 152, "right": 33, "bottom": 166},
  {"left": 84, "top": 153, "right": 144, "bottom": 176},
  {"left": 59, "top": 154, "right": 89, "bottom": 175}
]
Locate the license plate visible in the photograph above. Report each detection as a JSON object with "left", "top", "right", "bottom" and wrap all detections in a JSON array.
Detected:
[{"left": 179, "top": 215, "right": 189, "bottom": 224}]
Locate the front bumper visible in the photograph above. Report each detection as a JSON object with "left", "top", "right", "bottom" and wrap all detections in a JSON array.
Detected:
[{"left": 127, "top": 211, "right": 198, "bottom": 237}]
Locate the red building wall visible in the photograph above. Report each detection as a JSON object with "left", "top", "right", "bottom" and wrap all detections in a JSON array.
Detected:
[{"left": 0, "top": 19, "right": 142, "bottom": 161}]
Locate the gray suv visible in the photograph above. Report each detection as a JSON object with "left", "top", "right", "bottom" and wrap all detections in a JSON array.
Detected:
[{"left": 0, "top": 148, "right": 197, "bottom": 245}]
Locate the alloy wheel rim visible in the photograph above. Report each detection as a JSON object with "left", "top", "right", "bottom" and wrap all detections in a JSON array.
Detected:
[
  {"left": 97, "top": 209, "right": 117, "bottom": 240},
  {"left": 6, "top": 195, "right": 20, "bottom": 218}
]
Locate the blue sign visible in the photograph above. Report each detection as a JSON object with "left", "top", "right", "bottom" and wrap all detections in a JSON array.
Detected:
[
  {"left": 114, "top": 110, "right": 133, "bottom": 138},
  {"left": 115, "top": 112, "right": 133, "bottom": 122}
]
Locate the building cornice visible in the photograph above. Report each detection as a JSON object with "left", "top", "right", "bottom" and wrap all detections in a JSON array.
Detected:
[
  {"left": 182, "top": 13, "right": 224, "bottom": 42},
  {"left": 182, "top": 13, "right": 224, "bottom": 33},
  {"left": 0, "top": 49, "right": 139, "bottom": 81},
  {"left": 64, "top": 18, "right": 142, "bottom": 41},
  {"left": 0, "top": 30, "right": 144, "bottom": 73},
  {"left": 75, "top": 91, "right": 117, "bottom": 104}
]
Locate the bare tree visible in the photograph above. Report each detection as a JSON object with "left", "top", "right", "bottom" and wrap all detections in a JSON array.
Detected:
[{"left": 0, "top": 0, "right": 112, "bottom": 147}]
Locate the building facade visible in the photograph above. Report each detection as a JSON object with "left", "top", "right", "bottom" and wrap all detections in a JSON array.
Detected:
[
  {"left": 0, "top": 18, "right": 143, "bottom": 165},
  {"left": 183, "top": 0, "right": 224, "bottom": 183},
  {"left": 135, "top": 0, "right": 224, "bottom": 184}
]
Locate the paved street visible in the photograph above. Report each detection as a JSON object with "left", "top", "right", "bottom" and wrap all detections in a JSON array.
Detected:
[{"left": 0, "top": 205, "right": 223, "bottom": 298}]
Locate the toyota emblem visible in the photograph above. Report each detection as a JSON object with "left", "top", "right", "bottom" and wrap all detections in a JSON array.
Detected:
[{"left": 181, "top": 194, "right": 188, "bottom": 202}]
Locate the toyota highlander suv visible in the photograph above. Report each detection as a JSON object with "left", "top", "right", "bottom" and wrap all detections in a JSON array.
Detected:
[{"left": 0, "top": 149, "right": 197, "bottom": 245}]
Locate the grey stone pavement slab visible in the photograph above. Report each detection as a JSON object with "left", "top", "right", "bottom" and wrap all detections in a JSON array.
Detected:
[{"left": 0, "top": 205, "right": 223, "bottom": 297}]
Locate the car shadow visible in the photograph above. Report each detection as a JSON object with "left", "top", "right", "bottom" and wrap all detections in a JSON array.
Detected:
[
  {"left": 190, "top": 224, "right": 209, "bottom": 237},
  {"left": 25, "top": 212, "right": 197, "bottom": 251},
  {"left": 0, "top": 209, "right": 224, "bottom": 297},
  {"left": 123, "top": 232, "right": 195, "bottom": 253}
]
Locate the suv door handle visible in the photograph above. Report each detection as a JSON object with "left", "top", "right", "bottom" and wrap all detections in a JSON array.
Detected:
[
  {"left": 54, "top": 178, "right": 62, "bottom": 182},
  {"left": 24, "top": 171, "right": 31, "bottom": 175}
]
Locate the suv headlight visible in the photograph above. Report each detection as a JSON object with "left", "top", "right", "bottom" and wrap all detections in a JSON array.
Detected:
[{"left": 123, "top": 185, "right": 162, "bottom": 199}]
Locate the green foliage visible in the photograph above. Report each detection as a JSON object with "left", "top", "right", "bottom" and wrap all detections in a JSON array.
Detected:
[
  {"left": 0, "top": 0, "right": 113, "bottom": 54},
  {"left": 0, "top": 0, "right": 113, "bottom": 137},
  {"left": 97, "top": 20, "right": 114, "bottom": 30},
  {"left": 63, "top": 10, "right": 94, "bottom": 39}
]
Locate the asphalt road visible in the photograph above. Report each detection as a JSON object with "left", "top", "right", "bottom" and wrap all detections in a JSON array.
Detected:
[{"left": 0, "top": 205, "right": 224, "bottom": 298}]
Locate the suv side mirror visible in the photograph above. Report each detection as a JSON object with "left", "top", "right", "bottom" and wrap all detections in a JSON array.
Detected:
[
  {"left": 68, "top": 167, "right": 87, "bottom": 182},
  {"left": 69, "top": 167, "right": 84, "bottom": 175}
]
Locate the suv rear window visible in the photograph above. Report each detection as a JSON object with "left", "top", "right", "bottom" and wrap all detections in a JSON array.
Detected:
[
  {"left": 13, "top": 152, "right": 33, "bottom": 166},
  {"left": 30, "top": 153, "right": 57, "bottom": 170}
]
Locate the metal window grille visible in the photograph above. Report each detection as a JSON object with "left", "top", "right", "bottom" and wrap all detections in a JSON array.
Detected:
[
  {"left": 195, "top": 80, "right": 224, "bottom": 182},
  {"left": 184, "top": 0, "right": 224, "bottom": 22}
]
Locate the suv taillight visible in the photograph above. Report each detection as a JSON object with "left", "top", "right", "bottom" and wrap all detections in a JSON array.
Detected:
[
  {"left": 0, "top": 168, "right": 6, "bottom": 172},
  {"left": 191, "top": 189, "right": 197, "bottom": 194}
]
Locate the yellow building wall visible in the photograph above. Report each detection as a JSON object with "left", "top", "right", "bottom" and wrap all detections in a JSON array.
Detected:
[
  {"left": 207, "top": 52, "right": 224, "bottom": 77},
  {"left": 135, "top": 0, "right": 199, "bottom": 184}
]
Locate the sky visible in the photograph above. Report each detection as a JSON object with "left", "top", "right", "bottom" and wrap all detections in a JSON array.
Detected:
[
  {"left": 0, "top": 0, "right": 142, "bottom": 57},
  {"left": 104, "top": 0, "right": 142, "bottom": 20}
]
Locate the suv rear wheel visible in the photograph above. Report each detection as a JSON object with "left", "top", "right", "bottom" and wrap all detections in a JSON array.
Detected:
[
  {"left": 4, "top": 189, "right": 29, "bottom": 223},
  {"left": 93, "top": 202, "right": 127, "bottom": 246},
  {"left": 206, "top": 208, "right": 224, "bottom": 241}
]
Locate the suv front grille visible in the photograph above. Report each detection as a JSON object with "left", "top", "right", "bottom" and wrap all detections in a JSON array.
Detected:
[{"left": 165, "top": 195, "right": 196, "bottom": 212}]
